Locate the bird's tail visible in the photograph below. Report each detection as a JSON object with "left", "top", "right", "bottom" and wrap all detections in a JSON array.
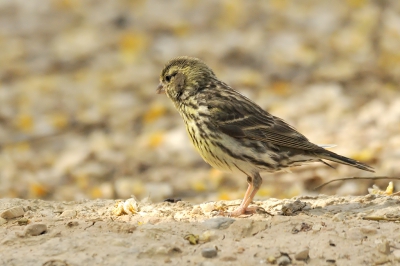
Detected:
[{"left": 318, "top": 150, "right": 374, "bottom": 173}]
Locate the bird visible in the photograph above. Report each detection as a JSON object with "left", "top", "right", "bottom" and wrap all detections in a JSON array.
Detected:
[{"left": 157, "top": 56, "right": 374, "bottom": 217}]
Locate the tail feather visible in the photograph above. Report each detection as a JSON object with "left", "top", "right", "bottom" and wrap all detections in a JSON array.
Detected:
[{"left": 318, "top": 150, "right": 374, "bottom": 173}]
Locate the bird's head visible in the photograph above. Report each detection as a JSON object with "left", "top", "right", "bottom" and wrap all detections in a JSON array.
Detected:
[{"left": 157, "top": 56, "right": 216, "bottom": 104}]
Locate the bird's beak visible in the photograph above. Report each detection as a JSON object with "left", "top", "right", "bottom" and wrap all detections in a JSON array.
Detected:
[{"left": 156, "top": 83, "right": 165, "bottom": 94}]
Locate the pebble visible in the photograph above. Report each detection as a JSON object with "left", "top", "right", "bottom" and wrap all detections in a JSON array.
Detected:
[
  {"left": 200, "top": 202, "right": 218, "bottom": 213},
  {"left": 360, "top": 226, "right": 377, "bottom": 235},
  {"left": 281, "top": 200, "right": 307, "bottom": 215},
  {"left": 294, "top": 249, "right": 309, "bottom": 260},
  {"left": 267, "top": 256, "right": 276, "bottom": 264},
  {"left": 332, "top": 212, "right": 346, "bottom": 222},
  {"left": 201, "top": 247, "right": 218, "bottom": 258},
  {"left": 24, "top": 223, "right": 47, "bottom": 236},
  {"left": 202, "top": 217, "right": 235, "bottom": 230},
  {"left": 60, "top": 210, "right": 77, "bottom": 218},
  {"left": 374, "top": 254, "right": 389, "bottom": 265},
  {"left": 393, "top": 250, "right": 400, "bottom": 260},
  {"left": 1, "top": 206, "right": 25, "bottom": 219},
  {"left": 277, "top": 255, "right": 291, "bottom": 266},
  {"left": 377, "top": 241, "right": 390, "bottom": 255},
  {"left": 347, "top": 228, "right": 364, "bottom": 240},
  {"left": 220, "top": 256, "right": 236, "bottom": 261},
  {"left": 0, "top": 217, "right": 7, "bottom": 225},
  {"left": 199, "top": 230, "right": 217, "bottom": 243}
]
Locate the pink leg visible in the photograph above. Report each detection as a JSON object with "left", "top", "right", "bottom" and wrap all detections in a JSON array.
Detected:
[{"left": 229, "top": 173, "right": 262, "bottom": 217}]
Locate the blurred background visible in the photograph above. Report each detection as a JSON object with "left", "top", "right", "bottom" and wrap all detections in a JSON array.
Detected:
[{"left": 0, "top": 0, "right": 399, "bottom": 203}]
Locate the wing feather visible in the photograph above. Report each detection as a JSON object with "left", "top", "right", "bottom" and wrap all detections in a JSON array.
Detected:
[{"left": 207, "top": 90, "right": 320, "bottom": 151}]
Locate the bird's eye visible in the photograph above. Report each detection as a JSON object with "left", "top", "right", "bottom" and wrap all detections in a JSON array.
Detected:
[{"left": 165, "top": 72, "right": 177, "bottom": 83}]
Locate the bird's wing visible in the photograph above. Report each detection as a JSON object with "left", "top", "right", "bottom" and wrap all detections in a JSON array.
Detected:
[{"left": 208, "top": 95, "right": 320, "bottom": 151}]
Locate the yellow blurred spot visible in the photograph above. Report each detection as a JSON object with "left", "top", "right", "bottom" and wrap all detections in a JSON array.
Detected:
[
  {"left": 30, "top": 183, "right": 48, "bottom": 198},
  {"left": 73, "top": 69, "right": 89, "bottom": 82},
  {"left": 217, "top": 0, "right": 244, "bottom": 29},
  {"left": 90, "top": 187, "right": 103, "bottom": 198},
  {"left": 132, "top": 180, "right": 145, "bottom": 196},
  {"left": 284, "top": 186, "right": 301, "bottom": 198},
  {"left": 352, "top": 149, "right": 374, "bottom": 162},
  {"left": 119, "top": 32, "right": 148, "bottom": 63},
  {"left": 239, "top": 71, "right": 262, "bottom": 88},
  {"left": 143, "top": 105, "right": 166, "bottom": 124},
  {"left": 148, "top": 132, "right": 164, "bottom": 149},
  {"left": 346, "top": 0, "right": 366, "bottom": 8},
  {"left": 53, "top": 0, "right": 80, "bottom": 9},
  {"left": 100, "top": 72, "right": 114, "bottom": 87},
  {"left": 271, "top": 81, "right": 290, "bottom": 96},
  {"left": 48, "top": 113, "right": 69, "bottom": 130},
  {"left": 378, "top": 52, "right": 400, "bottom": 71},
  {"left": 192, "top": 180, "right": 206, "bottom": 192},
  {"left": 75, "top": 174, "right": 89, "bottom": 189},
  {"left": 270, "top": 0, "right": 288, "bottom": 10},
  {"left": 173, "top": 23, "right": 190, "bottom": 37},
  {"left": 4, "top": 142, "right": 31, "bottom": 153},
  {"left": 208, "top": 169, "right": 224, "bottom": 188},
  {"left": 15, "top": 114, "right": 34, "bottom": 133},
  {"left": 257, "top": 186, "right": 274, "bottom": 197},
  {"left": 218, "top": 191, "right": 232, "bottom": 201}
]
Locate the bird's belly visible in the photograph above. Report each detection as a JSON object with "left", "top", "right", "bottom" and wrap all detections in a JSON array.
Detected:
[{"left": 183, "top": 119, "right": 278, "bottom": 174}]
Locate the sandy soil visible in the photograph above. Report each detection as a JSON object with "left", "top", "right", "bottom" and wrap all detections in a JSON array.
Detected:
[{"left": 1, "top": 195, "right": 400, "bottom": 266}]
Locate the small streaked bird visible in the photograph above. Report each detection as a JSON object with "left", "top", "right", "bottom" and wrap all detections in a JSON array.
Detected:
[{"left": 157, "top": 56, "right": 374, "bottom": 217}]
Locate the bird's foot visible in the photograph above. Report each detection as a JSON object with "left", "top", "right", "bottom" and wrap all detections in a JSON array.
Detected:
[{"left": 217, "top": 206, "right": 265, "bottom": 217}]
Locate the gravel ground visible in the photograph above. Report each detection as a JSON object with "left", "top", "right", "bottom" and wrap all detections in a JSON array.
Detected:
[{"left": 1, "top": 195, "right": 400, "bottom": 266}]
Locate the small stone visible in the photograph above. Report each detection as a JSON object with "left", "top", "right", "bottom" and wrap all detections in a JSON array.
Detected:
[
  {"left": 191, "top": 206, "right": 202, "bottom": 215},
  {"left": 236, "top": 247, "right": 245, "bottom": 254},
  {"left": 312, "top": 223, "right": 323, "bottom": 232},
  {"left": 377, "top": 241, "right": 390, "bottom": 255},
  {"left": 24, "top": 223, "right": 47, "bottom": 236},
  {"left": 155, "top": 246, "right": 169, "bottom": 255},
  {"left": 0, "top": 217, "right": 7, "bottom": 225},
  {"left": 374, "top": 254, "right": 389, "bottom": 265},
  {"left": 360, "top": 226, "right": 377, "bottom": 235},
  {"left": 281, "top": 200, "right": 306, "bottom": 215},
  {"left": 393, "top": 250, "right": 400, "bottom": 259},
  {"left": 277, "top": 255, "right": 291, "bottom": 266},
  {"left": 220, "top": 256, "right": 236, "bottom": 261},
  {"left": 66, "top": 221, "right": 79, "bottom": 227},
  {"left": 294, "top": 249, "right": 309, "bottom": 260},
  {"left": 332, "top": 213, "right": 346, "bottom": 222},
  {"left": 202, "top": 247, "right": 218, "bottom": 258},
  {"left": 267, "top": 256, "right": 276, "bottom": 263},
  {"left": 17, "top": 218, "right": 29, "bottom": 225},
  {"left": 200, "top": 202, "right": 218, "bottom": 213},
  {"left": 60, "top": 210, "right": 77, "bottom": 218},
  {"left": 199, "top": 230, "right": 217, "bottom": 243},
  {"left": 1, "top": 206, "right": 25, "bottom": 219},
  {"left": 202, "top": 217, "right": 235, "bottom": 230},
  {"left": 347, "top": 228, "right": 364, "bottom": 240}
]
